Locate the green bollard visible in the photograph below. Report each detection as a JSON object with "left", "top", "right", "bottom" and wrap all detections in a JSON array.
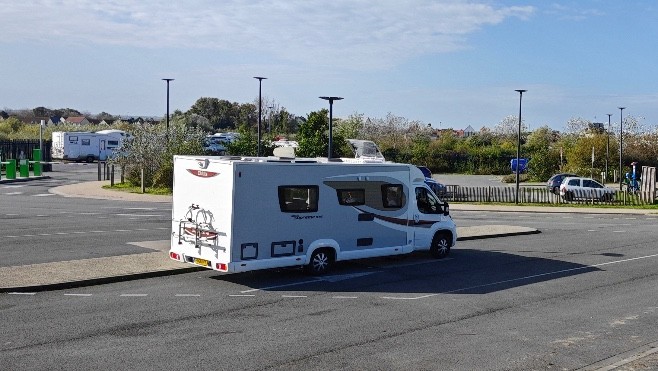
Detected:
[
  {"left": 32, "top": 149, "right": 42, "bottom": 176},
  {"left": 6, "top": 159, "right": 16, "bottom": 179},
  {"left": 19, "top": 159, "right": 29, "bottom": 177}
]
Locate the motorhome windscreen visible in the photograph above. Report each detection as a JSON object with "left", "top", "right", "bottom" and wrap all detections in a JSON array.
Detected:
[{"left": 278, "top": 185, "right": 319, "bottom": 212}]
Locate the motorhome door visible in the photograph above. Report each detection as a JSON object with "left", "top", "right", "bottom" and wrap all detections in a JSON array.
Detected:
[{"left": 412, "top": 187, "right": 442, "bottom": 248}]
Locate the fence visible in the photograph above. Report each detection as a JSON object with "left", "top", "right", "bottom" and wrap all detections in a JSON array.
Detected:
[
  {"left": 443, "top": 185, "right": 656, "bottom": 206},
  {"left": 0, "top": 140, "right": 53, "bottom": 171}
]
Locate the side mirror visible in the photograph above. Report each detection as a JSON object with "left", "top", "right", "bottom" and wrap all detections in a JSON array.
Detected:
[{"left": 443, "top": 201, "right": 450, "bottom": 216}]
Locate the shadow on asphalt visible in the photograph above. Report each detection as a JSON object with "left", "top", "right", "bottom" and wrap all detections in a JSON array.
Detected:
[{"left": 209, "top": 249, "right": 601, "bottom": 295}]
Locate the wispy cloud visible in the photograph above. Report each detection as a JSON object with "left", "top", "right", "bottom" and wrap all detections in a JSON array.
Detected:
[{"left": 2, "top": 0, "right": 534, "bottom": 69}]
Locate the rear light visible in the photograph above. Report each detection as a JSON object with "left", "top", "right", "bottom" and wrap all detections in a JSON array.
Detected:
[
  {"left": 169, "top": 252, "right": 181, "bottom": 261},
  {"left": 216, "top": 263, "right": 228, "bottom": 271}
]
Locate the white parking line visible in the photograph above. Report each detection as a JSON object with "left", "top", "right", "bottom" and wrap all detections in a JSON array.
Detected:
[
  {"left": 241, "top": 279, "right": 322, "bottom": 293},
  {"left": 332, "top": 296, "right": 358, "bottom": 299},
  {"left": 7, "top": 292, "right": 36, "bottom": 295},
  {"left": 175, "top": 294, "right": 201, "bottom": 297},
  {"left": 282, "top": 295, "right": 307, "bottom": 298},
  {"left": 229, "top": 294, "right": 256, "bottom": 297},
  {"left": 64, "top": 293, "right": 92, "bottom": 297},
  {"left": 119, "top": 294, "right": 148, "bottom": 297}
]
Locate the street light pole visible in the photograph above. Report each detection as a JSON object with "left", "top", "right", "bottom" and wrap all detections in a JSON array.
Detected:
[
  {"left": 514, "top": 89, "right": 527, "bottom": 205},
  {"left": 162, "top": 78, "right": 174, "bottom": 143},
  {"left": 253, "top": 77, "right": 267, "bottom": 157},
  {"left": 618, "top": 106, "right": 626, "bottom": 190},
  {"left": 606, "top": 113, "right": 612, "bottom": 182},
  {"left": 319, "top": 96, "right": 343, "bottom": 159},
  {"left": 268, "top": 105, "right": 274, "bottom": 133}
]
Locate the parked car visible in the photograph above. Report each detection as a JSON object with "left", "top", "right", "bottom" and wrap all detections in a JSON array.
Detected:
[
  {"left": 559, "top": 176, "right": 616, "bottom": 201},
  {"left": 547, "top": 173, "right": 578, "bottom": 195},
  {"left": 417, "top": 166, "right": 447, "bottom": 197}
]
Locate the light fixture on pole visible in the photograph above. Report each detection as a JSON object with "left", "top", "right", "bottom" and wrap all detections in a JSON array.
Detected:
[
  {"left": 162, "top": 78, "right": 174, "bottom": 143},
  {"left": 268, "top": 105, "right": 274, "bottom": 133},
  {"left": 253, "top": 77, "right": 267, "bottom": 157},
  {"left": 319, "top": 96, "right": 343, "bottom": 159},
  {"left": 618, "top": 106, "right": 625, "bottom": 190},
  {"left": 606, "top": 113, "right": 612, "bottom": 181},
  {"left": 514, "top": 89, "right": 527, "bottom": 205}
]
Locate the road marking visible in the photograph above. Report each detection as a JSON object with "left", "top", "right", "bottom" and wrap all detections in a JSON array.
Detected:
[
  {"left": 175, "top": 294, "right": 201, "bottom": 297},
  {"left": 229, "top": 294, "right": 256, "bottom": 297},
  {"left": 119, "top": 294, "right": 148, "bottom": 297},
  {"left": 282, "top": 295, "right": 307, "bottom": 298},
  {"left": 7, "top": 292, "right": 36, "bottom": 295},
  {"left": 64, "top": 293, "right": 92, "bottom": 297},
  {"left": 612, "top": 231, "right": 626, "bottom": 233},
  {"left": 241, "top": 279, "right": 322, "bottom": 293},
  {"left": 333, "top": 296, "right": 358, "bottom": 299},
  {"left": 34, "top": 194, "right": 55, "bottom": 197},
  {"left": 4, "top": 192, "right": 23, "bottom": 195}
]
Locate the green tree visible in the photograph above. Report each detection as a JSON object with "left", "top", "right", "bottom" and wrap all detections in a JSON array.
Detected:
[{"left": 296, "top": 109, "right": 347, "bottom": 158}]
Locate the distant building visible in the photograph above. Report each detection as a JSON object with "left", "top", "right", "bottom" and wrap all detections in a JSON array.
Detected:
[
  {"left": 463, "top": 125, "right": 475, "bottom": 137},
  {"left": 48, "top": 116, "right": 63, "bottom": 125},
  {"left": 64, "top": 116, "right": 91, "bottom": 125}
]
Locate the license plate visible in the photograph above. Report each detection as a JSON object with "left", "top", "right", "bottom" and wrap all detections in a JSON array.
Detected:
[{"left": 193, "top": 257, "right": 211, "bottom": 267}]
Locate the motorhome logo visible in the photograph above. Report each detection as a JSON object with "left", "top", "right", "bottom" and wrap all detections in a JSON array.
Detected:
[
  {"left": 197, "top": 159, "right": 210, "bottom": 169},
  {"left": 186, "top": 169, "right": 219, "bottom": 178}
]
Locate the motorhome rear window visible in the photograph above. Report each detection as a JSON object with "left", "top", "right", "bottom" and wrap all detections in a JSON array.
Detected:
[
  {"left": 82, "top": 139, "right": 90, "bottom": 146},
  {"left": 337, "top": 189, "right": 365, "bottom": 206},
  {"left": 278, "top": 186, "right": 319, "bottom": 213},
  {"left": 382, "top": 184, "right": 404, "bottom": 208}
]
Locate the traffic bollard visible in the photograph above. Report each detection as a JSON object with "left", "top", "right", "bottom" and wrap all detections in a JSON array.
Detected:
[
  {"left": 32, "top": 149, "right": 42, "bottom": 176},
  {"left": 19, "top": 159, "right": 29, "bottom": 177},
  {"left": 6, "top": 159, "right": 17, "bottom": 179}
]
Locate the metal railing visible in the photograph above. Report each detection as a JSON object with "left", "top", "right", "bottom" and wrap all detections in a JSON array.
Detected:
[{"left": 442, "top": 185, "right": 656, "bottom": 206}]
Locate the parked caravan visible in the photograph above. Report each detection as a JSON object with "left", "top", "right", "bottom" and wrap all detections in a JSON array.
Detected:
[
  {"left": 51, "top": 130, "right": 130, "bottom": 162},
  {"left": 169, "top": 155, "right": 457, "bottom": 274}
]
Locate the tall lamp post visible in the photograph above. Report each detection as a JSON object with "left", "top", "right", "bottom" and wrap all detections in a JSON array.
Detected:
[
  {"left": 514, "top": 89, "right": 527, "bottom": 205},
  {"left": 618, "top": 106, "right": 626, "bottom": 190},
  {"left": 253, "top": 77, "right": 267, "bottom": 157},
  {"left": 162, "top": 78, "right": 174, "bottom": 143},
  {"left": 605, "top": 113, "right": 612, "bottom": 181},
  {"left": 319, "top": 96, "right": 343, "bottom": 159},
  {"left": 268, "top": 105, "right": 274, "bottom": 133}
]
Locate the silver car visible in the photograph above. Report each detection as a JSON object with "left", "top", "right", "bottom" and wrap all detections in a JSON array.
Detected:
[{"left": 559, "top": 176, "right": 616, "bottom": 202}]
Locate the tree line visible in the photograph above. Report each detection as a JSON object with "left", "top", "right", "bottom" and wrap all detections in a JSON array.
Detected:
[{"left": 2, "top": 99, "right": 657, "bottom": 191}]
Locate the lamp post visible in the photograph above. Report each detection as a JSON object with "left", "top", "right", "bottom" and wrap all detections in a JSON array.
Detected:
[
  {"left": 268, "top": 105, "right": 274, "bottom": 133},
  {"left": 162, "top": 79, "right": 174, "bottom": 143},
  {"left": 253, "top": 77, "right": 267, "bottom": 157},
  {"left": 605, "top": 113, "right": 612, "bottom": 181},
  {"left": 319, "top": 96, "right": 343, "bottom": 159},
  {"left": 514, "top": 89, "right": 527, "bottom": 205},
  {"left": 618, "top": 106, "right": 626, "bottom": 190}
]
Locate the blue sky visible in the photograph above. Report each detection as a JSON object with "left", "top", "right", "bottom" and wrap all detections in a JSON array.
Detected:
[{"left": 2, "top": 0, "right": 657, "bottom": 132}]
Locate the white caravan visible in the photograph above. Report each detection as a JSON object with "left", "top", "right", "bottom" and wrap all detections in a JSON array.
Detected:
[
  {"left": 51, "top": 130, "right": 130, "bottom": 162},
  {"left": 169, "top": 155, "right": 457, "bottom": 274}
]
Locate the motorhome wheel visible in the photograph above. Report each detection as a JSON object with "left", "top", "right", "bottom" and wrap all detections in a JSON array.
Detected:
[
  {"left": 430, "top": 233, "right": 450, "bottom": 259},
  {"left": 305, "top": 248, "right": 333, "bottom": 275}
]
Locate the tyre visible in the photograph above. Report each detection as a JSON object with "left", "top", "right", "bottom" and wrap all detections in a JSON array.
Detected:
[
  {"left": 563, "top": 192, "right": 573, "bottom": 201},
  {"left": 552, "top": 186, "right": 559, "bottom": 195},
  {"left": 430, "top": 233, "right": 451, "bottom": 259},
  {"left": 86, "top": 156, "right": 94, "bottom": 163},
  {"left": 305, "top": 248, "right": 333, "bottom": 275}
]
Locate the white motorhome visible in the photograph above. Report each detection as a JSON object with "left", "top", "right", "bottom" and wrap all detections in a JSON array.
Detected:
[
  {"left": 51, "top": 130, "right": 130, "bottom": 162},
  {"left": 169, "top": 155, "right": 457, "bottom": 274}
]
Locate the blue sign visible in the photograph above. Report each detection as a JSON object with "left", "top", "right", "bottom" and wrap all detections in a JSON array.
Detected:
[{"left": 510, "top": 158, "right": 528, "bottom": 173}]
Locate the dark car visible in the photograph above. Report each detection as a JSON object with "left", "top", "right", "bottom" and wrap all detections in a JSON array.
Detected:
[
  {"left": 417, "top": 166, "right": 447, "bottom": 197},
  {"left": 547, "top": 173, "right": 578, "bottom": 195}
]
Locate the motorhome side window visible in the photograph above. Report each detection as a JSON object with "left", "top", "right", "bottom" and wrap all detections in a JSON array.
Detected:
[
  {"left": 278, "top": 186, "right": 319, "bottom": 213},
  {"left": 381, "top": 184, "right": 404, "bottom": 209},
  {"left": 82, "top": 139, "right": 91, "bottom": 146},
  {"left": 337, "top": 189, "right": 365, "bottom": 206},
  {"left": 108, "top": 140, "right": 119, "bottom": 147},
  {"left": 69, "top": 136, "right": 78, "bottom": 142},
  {"left": 415, "top": 187, "right": 442, "bottom": 214}
]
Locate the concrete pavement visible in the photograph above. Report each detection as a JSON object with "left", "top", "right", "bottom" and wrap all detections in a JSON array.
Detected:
[{"left": 14, "top": 178, "right": 654, "bottom": 293}]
